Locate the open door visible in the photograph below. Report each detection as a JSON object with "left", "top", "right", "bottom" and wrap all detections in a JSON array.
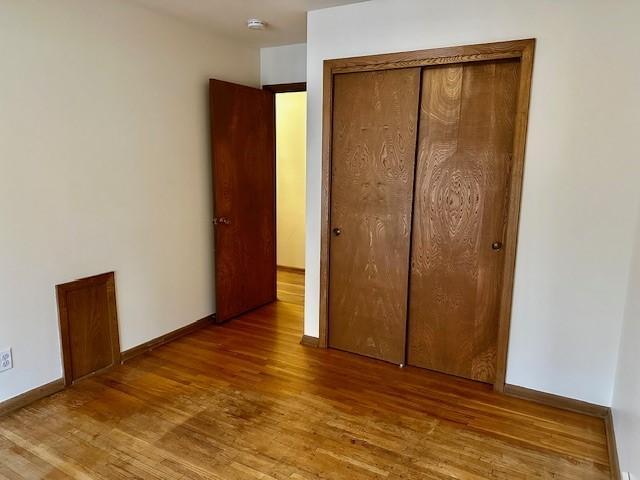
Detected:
[{"left": 209, "top": 79, "right": 276, "bottom": 322}]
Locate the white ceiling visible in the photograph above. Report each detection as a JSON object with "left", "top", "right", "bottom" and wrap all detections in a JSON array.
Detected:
[{"left": 132, "top": 0, "right": 368, "bottom": 48}]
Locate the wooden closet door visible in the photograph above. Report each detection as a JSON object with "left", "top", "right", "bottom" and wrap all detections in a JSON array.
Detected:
[
  {"left": 407, "top": 60, "right": 520, "bottom": 383},
  {"left": 328, "top": 68, "right": 420, "bottom": 364}
]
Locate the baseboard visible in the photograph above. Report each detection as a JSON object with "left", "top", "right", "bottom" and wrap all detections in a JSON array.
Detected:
[
  {"left": 0, "top": 378, "right": 65, "bottom": 417},
  {"left": 300, "top": 335, "right": 319, "bottom": 347},
  {"left": 605, "top": 409, "right": 622, "bottom": 480},
  {"left": 503, "top": 384, "right": 609, "bottom": 417},
  {"left": 121, "top": 314, "right": 216, "bottom": 362},
  {"left": 504, "top": 384, "right": 622, "bottom": 479},
  {"left": 277, "top": 265, "right": 305, "bottom": 275},
  {"left": 1, "top": 315, "right": 215, "bottom": 417}
]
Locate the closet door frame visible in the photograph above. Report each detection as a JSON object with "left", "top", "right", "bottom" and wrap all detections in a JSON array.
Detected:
[{"left": 318, "top": 38, "right": 535, "bottom": 392}]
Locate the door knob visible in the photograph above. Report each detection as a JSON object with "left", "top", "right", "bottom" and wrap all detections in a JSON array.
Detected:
[
  {"left": 213, "top": 217, "right": 232, "bottom": 225},
  {"left": 332, "top": 227, "right": 342, "bottom": 236},
  {"left": 491, "top": 241, "right": 503, "bottom": 251}
]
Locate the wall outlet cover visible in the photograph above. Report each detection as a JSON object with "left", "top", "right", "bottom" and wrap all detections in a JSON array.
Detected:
[{"left": 0, "top": 348, "right": 13, "bottom": 372}]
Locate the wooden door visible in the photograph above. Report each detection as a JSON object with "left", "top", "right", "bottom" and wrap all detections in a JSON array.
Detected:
[
  {"left": 407, "top": 59, "right": 521, "bottom": 383},
  {"left": 210, "top": 79, "right": 276, "bottom": 322},
  {"left": 57, "top": 272, "right": 120, "bottom": 385},
  {"left": 328, "top": 68, "right": 420, "bottom": 364}
]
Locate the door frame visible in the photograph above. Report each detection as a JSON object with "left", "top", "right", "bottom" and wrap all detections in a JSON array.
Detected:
[
  {"left": 261, "top": 81, "right": 307, "bottom": 280},
  {"left": 263, "top": 82, "right": 307, "bottom": 94},
  {"left": 318, "top": 39, "right": 535, "bottom": 392}
]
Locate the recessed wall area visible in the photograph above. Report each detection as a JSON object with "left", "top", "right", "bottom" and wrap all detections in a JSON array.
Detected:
[{"left": 276, "top": 91, "right": 307, "bottom": 270}]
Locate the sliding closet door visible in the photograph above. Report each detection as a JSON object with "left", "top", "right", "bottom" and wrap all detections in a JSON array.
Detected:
[
  {"left": 328, "top": 68, "right": 420, "bottom": 364},
  {"left": 407, "top": 60, "right": 520, "bottom": 383}
]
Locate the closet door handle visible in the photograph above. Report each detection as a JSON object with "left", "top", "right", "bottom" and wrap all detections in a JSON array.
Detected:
[
  {"left": 332, "top": 227, "right": 342, "bottom": 236},
  {"left": 491, "top": 241, "right": 503, "bottom": 251}
]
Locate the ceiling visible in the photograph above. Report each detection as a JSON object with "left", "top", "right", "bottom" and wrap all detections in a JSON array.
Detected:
[{"left": 132, "top": 0, "right": 368, "bottom": 48}]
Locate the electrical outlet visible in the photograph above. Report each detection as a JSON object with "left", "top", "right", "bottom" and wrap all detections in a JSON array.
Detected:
[{"left": 0, "top": 348, "right": 12, "bottom": 372}]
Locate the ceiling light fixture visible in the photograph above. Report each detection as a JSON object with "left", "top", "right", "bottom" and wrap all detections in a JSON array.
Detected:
[{"left": 247, "top": 18, "right": 266, "bottom": 30}]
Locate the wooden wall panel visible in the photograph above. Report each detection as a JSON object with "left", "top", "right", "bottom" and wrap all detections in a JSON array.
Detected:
[
  {"left": 57, "top": 272, "right": 120, "bottom": 385},
  {"left": 328, "top": 68, "right": 420, "bottom": 364},
  {"left": 407, "top": 60, "right": 520, "bottom": 383}
]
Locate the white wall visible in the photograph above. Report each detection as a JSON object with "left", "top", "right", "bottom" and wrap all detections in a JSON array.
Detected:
[
  {"left": 260, "top": 43, "right": 307, "bottom": 86},
  {"left": 613, "top": 208, "right": 640, "bottom": 478},
  {"left": 0, "top": 0, "right": 259, "bottom": 402},
  {"left": 305, "top": 0, "right": 640, "bottom": 405}
]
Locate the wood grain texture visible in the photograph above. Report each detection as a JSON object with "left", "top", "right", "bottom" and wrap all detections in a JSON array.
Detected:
[
  {"left": 300, "top": 335, "right": 319, "bottom": 347},
  {"left": 319, "top": 40, "right": 536, "bottom": 390},
  {"left": 262, "top": 82, "right": 307, "bottom": 93},
  {"left": 210, "top": 79, "right": 276, "bottom": 322},
  {"left": 0, "top": 270, "right": 613, "bottom": 479},
  {"left": 0, "top": 379, "right": 64, "bottom": 417},
  {"left": 328, "top": 68, "right": 420, "bottom": 364},
  {"left": 56, "top": 272, "right": 120, "bottom": 386},
  {"left": 319, "top": 60, "right": 334, "bottom": 349},
  {"left": 121, "top": 315, "right": 215, "bottom": 363},
  {"left": 407, "top": 60, "right": 520, "bottom": 383},
  {"left": 504, "top": 384, "right": 609, "bottom": 417},
  {"left": 277, "top": 267, "right": 304, "bottom": 306},
  {"left": 494, "top": 39, "right": 536, "bottom": 391},
  {"left": 328, "top": 39, "right": 533, "bottom": 74},
  {"left": 605, "top": 410, "right": 622, "bottom": 480},
  {"left": 276, "top": 265, "right": 305, "bottom": 275}
]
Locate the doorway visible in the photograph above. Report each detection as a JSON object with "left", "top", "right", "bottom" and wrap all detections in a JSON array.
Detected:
[
  {"left": 209, "top": 80, "right": 307, "bottom": 325},
  {"left": 266, "top": 83, "right": 307, "bottom": 307}
]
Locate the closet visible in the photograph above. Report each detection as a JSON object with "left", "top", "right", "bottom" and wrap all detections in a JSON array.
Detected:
[{"left": 324, "top": 40, "right": 534, "bottom": 385}]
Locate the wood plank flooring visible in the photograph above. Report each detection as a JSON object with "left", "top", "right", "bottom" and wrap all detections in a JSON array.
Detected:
[{"left": 0, "top": 270, "right": 611, "bottom": 479}]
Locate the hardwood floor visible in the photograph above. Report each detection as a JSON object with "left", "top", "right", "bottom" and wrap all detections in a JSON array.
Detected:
[{"left": 0, "top": 270, "right": 611, "bottom": 479}]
